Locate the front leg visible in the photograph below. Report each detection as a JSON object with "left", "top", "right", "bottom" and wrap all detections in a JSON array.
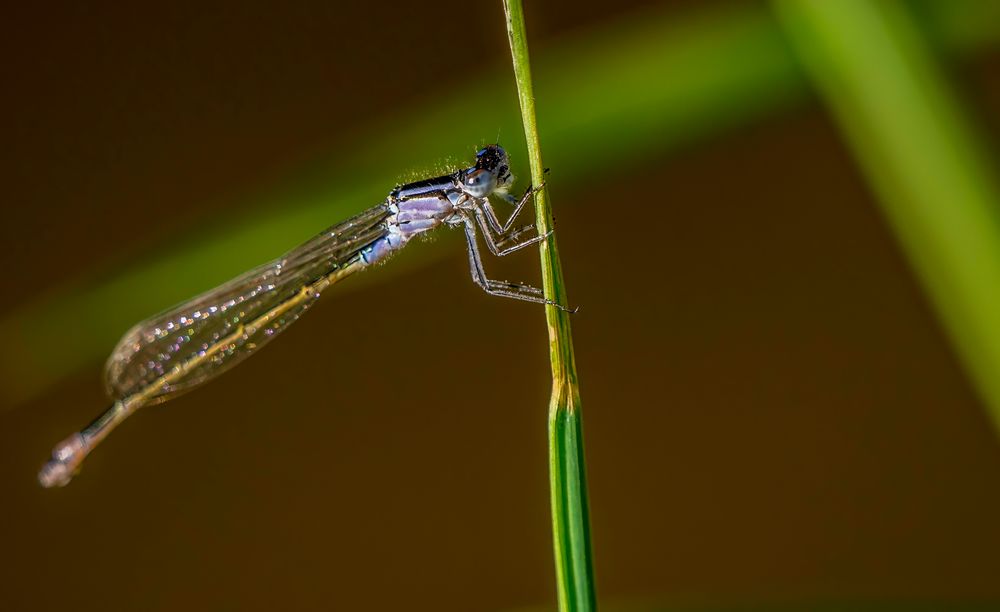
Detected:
[
  {"left": 472, "top": 183, "right": 551, "bottom": 258},
  {"left": 483, "top": 182, "right": 546, "bottom": 234},
  {"left": 473, "top": 204, "right": 552, "bottom": 257}
]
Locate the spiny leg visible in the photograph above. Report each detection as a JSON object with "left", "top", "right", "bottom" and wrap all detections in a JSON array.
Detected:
[
  {"left": 462, "top": 216, "right": 539, "bottom": 295},
  {"left": 484, "top": 181, "right": 546, "bottom": 234},
  {"left": 495, "top": 224, "right": 539, "bottom": 249},
  {"left": 500, "top": 182, "right": 546, "bottom": 233},
  {"left": 462, "top": 216, "right": 571, "bottom": 308},
  {"left": 472, "top": 205, "right": 551, "bottom": 257}
]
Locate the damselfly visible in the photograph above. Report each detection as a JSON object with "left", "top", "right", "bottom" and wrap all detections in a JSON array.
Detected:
[{"left": 39, "top": 145, "right": 567, "bottom": 487}]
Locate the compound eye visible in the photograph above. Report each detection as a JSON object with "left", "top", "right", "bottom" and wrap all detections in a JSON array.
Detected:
[
  {"left": 464, "top": 169, "right": 493, "bottom": 197},
  {"left": 475, "top": 144, "right": 507, "bottom": 171}
]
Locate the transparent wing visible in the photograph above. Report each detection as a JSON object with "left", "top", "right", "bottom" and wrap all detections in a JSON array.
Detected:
[{"left": 104, "top": 204, "right": 391, "bottom": 404}]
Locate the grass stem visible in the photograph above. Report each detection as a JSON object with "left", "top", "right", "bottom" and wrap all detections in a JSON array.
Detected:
[{"left": 502, "top": 1, "right": 597, "bottom": 610}]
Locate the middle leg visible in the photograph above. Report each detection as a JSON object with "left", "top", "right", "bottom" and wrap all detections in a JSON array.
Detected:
[{"left": 461, "top": 215, "right": 574, "bottom": 309}]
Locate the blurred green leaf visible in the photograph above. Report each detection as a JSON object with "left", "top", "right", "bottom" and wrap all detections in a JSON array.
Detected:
[
  {"left": 773, "top": 0, "right": 1000, "bottom": 434},
  {"left": 2, "top": 0, "right": 998, "bottom": 405}
]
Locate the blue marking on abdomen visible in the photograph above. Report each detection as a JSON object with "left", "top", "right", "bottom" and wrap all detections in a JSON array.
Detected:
[{"left": 360, "top": 232, "right": 406, "bottom": 266}]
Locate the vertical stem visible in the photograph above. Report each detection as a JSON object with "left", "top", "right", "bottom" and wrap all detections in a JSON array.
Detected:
[
  {"left": 502, "top": 1, "right": 597, "bottom": 610},
  {"left": 773, "top": 0, "right": 1000, "bottom": 433}
]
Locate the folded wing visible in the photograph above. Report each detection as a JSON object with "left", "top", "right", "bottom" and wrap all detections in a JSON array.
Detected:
[{"left": 104, "top": 204, "right": 391, "bottom": 404}]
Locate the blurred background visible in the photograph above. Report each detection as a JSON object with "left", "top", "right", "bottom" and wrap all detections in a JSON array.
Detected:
[{"left": 3, "top": 0, "right": 1000, "bottom": 609}]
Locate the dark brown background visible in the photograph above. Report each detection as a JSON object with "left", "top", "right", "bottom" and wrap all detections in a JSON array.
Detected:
[{"left": 3, "top": 1, "right": 1000, "bottom": 610}]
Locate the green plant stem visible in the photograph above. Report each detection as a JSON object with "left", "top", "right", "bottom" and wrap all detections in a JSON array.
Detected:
[
  {"left": 503, "top": 2, "right": 596, "bottom": 610},
  {"left": 773, "top": 0, "right": 1000, "bottom": 432}
]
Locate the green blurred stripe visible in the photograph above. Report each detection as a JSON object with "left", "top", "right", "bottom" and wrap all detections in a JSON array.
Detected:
[
  {"left": 2, "top": 0, "right": 998, "bottom": 405},
  {"left": 773, "top": 0, "right": 1000, "bottom": 433}
]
